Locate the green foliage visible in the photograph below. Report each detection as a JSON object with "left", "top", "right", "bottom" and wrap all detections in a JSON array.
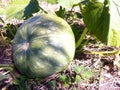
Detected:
[
  {"left": 0, "top": 22, "right": 18, "bottom": 45},
  {"left": 55, "top": 6, "right": 66, "bottom": 18},
  {"left": 80, "top": 0, "right": 120, "bottom": 47},
  {"left": 80, "top": 0, "right": 106, "bottom": 42},
  {"left": 0, "top": 0, "right": 30, "bottom": 20},
  {"left": 48, "top": 80, "right": 57, "bottom": 89},
  {"left": 73, "top": 65, "right": 93, "bottom": 81},
  {"left": 11, "top": 76, "right": 30, "bottom": 90},
  {"left": 82, "top": 70, "right": 93, "bottom": 80},
  {"left": 75, "top": 75, "right": 81, "bottom": 83},
  {"left": 23, "top": 0, "right": 40, "bottom": 19},
  {"left": 76, "top": 28, "right": 88, "bottom": 49},
  {"left": 73, "top": 65, "right": 85, "bottom": 74},
  {"left": 2, "top": 0, "right": 120, "bottom": 48},
  {"left": 59, "top": 74, "right": 70, "bottom": 86},
  {"left": 59, "top": 74, "right": 67, "bottom": 84},
  {"left": 107, "top": 0, "right": 120, "bottom": 47}
]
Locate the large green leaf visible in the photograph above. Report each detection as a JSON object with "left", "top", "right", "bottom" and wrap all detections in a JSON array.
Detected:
[
  {"left": 0, "top": 0, "right": 30, "bottom": 19},
  {"left": 108, "top": 0, "right": 120, "bottom": 47},
  {"left": 81, "top": 0, "right": 120, "bottom": 47}
]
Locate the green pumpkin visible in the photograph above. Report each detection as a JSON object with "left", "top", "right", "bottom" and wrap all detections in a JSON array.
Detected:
[{"left": 12, "top": 14, "right": 75, "bottom": 78}]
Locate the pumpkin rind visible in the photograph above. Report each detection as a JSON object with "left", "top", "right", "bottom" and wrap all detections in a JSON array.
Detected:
[{"left": 12, "top": 14, "right": 75, "bottom": 78}]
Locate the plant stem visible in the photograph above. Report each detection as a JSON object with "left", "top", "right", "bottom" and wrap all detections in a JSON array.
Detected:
[
  {"left": 84, "top": 49, "right": 120, "bottom": 57},
  {"left": 0, "top": 64, "right": 14, "bottom": 69},
  {"left": 0, "top": 17, "right": 5, "bottom": 24},
  {"left": 76, "top": 28, "right": 88, "bottom": 49},
  {"left": 39, "top": 6, "right": 48, "bottom": 14},
  {"left": 0, "top": 28, "right": 7, "bottom": 45},
  {"left": 7, "top": 25, "right": 15, "bottom": 37},
  {"left": 76, "top": 36, "right": 91, "bottom": 52}
]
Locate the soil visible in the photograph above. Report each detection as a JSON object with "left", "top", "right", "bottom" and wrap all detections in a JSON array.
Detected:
[{"left": 0, "top": 42, "right": 120, "bottom": 90}]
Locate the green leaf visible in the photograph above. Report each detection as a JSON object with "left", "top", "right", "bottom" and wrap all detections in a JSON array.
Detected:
[
  {"left": 48, "top": 80, "right": 57, "bottom": 87},
  {"left": 81, "top": 0, "right": 106, "bottom": 42},
  {"left": 58, "top": 0, "right": 81, "bottom": 8},
  {"left": 59, "top": 74, "right": 70, "bottom": 86},
  {"left": 75, "top": 75, "right": 81, "bottom": 83},
  {"left": 0, "top": 8, "right": 5, "bottom": 15},
  {"left": 82, "top": 70, "right": 93, "bottom": 80},
  {"left": 81, "top": 70, "right": 93, "bottom": 81},
  {"left": 81, "top": 0, "right": 120, "bottom": 47},
  {"left": 13, "top": 75, "right": 29, "bottom": 90},
  {"left": 73, "top": 65, "right": 84, "bottom": 74},
  {"left": 107, "top": 0, "right": 120, "bottom": 47},
  {"left": 55, "top": 6, "right": 66, "bottom": 18},
  {"left": 23, "top": 0, "right": 40, "bottom": 19},
  {"left": 59, "top": 74, "right": 67, "bottom": 83},
  {"left": 0, "top": 0, "right": 30, "bottom": 19}
]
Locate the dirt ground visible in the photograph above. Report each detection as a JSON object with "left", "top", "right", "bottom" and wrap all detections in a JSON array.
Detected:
[{"left": 0, "top": 43, "right": 120, "bottom": 90}]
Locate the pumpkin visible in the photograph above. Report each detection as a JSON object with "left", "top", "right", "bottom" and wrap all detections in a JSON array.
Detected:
[{"left": 12, "top": 14, "right": 75, "bottom": 78}]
